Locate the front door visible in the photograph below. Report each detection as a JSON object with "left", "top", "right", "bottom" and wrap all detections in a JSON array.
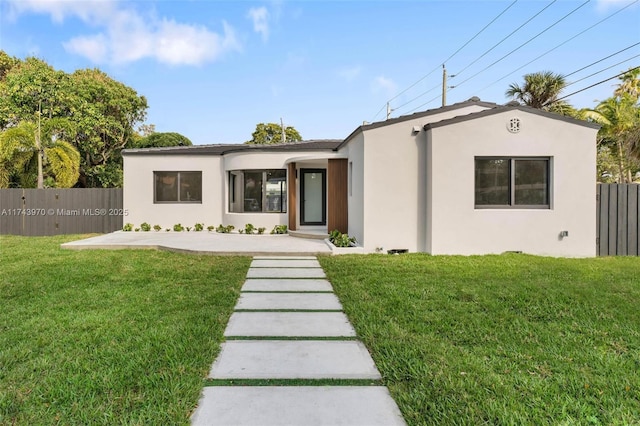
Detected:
[{"left": 300, "top": 169, "right": 326, "bottom": 225}]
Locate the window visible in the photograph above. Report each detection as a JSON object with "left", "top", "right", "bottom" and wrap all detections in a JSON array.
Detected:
[
  {"left": 475, "top": 158, "right": 550, "bottom": 208},
  {"left": 154, "top": 171, "right": 202, "bottom": 203},
  {"left": 229, "top": 169, "right": 287, "bottom": 213}
]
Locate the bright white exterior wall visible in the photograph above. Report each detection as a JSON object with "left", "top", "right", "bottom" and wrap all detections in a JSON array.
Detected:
[
  {"left": 426, "top": 110, "right": 598, "bottom": 257},
  {"left": 354, "top": 105, "right": 490, "bottom": 253},
  {"left": 124, "top": 148, "right": 338, "bottom": 232},
  {"left": 341, "top": 133, "right": 365, "bottom": 245},
  {"left": 123, "top": 155, "right": 223, "bottom": 229}
]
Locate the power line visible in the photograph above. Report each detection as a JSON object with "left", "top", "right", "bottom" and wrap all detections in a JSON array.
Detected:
[
  {"left": 478, "top": 0, "right": 639, "bottom": 93},
  {"left": 371, "top": 0, "right": 518, "bottom": 121},
  {"left": 565, "top": 41, "right": 640, "bottom": 78},
  {"left": 451, "top": 0, "right": 591, "bottom": 91},
  {"left": 546, "top": 66, "right": 640, "bottom": 105},
  {"left": 407, "top": 93, "right": 443, "bottom": 114},
  {"left": 454, "top": 0, "right": 557, "bottom": 78},
  {"left": 566, "top": 55, "right": 640, "bottom": 88},
  {"left": 393, "top": 83, "right": 441, "bottom": 112}
]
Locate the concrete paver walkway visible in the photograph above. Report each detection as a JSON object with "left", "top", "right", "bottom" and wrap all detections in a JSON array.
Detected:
[{"left": 191, "top": 256, "right": 406, "bottom": 426}]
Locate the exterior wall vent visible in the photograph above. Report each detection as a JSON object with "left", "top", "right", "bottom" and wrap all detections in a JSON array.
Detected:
[{"left": 507, "top": 117, "right": 521, "bottom": 134}]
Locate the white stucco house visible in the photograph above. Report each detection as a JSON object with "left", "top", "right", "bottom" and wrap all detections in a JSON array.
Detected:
[{"left": 122, "top": 98, "right": 600, "bottom": 257}]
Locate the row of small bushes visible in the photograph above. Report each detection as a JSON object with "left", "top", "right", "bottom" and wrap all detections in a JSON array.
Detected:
[{"left": 122, "top": 222, "right": 288, "bottom": 235}]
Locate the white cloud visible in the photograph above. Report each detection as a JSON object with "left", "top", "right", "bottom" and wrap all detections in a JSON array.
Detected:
[
  {"left": 372, "top": 75, "right": 397, "bottom": 95},
  {"left": 10, "top": 0, "right": 241, "bottom": 66},
  {"left": 247, "top": 6, "right": 270, "bottom": 42},
  {"left": 595, "top": 0, "right": 632, "bottom": 11},
  {"left": 338, "top": 66, "right": 362, "bottom": 82}
]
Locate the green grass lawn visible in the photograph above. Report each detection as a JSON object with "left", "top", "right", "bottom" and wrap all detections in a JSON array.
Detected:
[
  {"left": 320, "top": 254, "right": 640, "bottom": 426},
  {"left": 0, "top": 235, "right": 250, "bottom": 425}
]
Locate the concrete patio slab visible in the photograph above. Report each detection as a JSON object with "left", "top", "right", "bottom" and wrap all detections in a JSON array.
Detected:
[
  {"left": 191, "top": 386, "right": 406, "bottom": 426},
  {"left": 250, "top": 259, "right": 321, "bottom": 268},
  {"left": 224, "top": 312, "right": 356, "bottom": 337},
  {"left": 209, "top": 340, "right": 381, "bottom": 379},
  {"left": 60, "top": 232, "right": 332, "bottom": 255},
  {"left": 246, "top": 267, "right": 326, "bottom": 279},
  {"left": 235, "top": 293, "right": 342, "bottom": 311},
  {"left": 242, "top": 279, "right": 333, "bottom": 292}
]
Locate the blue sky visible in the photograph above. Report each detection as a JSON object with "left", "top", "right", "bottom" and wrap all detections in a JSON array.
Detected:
[{"left": 1, "top": 0, "right": 639, "bottom": 145}]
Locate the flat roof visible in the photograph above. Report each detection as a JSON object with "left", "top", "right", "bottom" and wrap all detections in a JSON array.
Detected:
[{"left": 122, "top": 139, "right": 343, "bottom": 156}]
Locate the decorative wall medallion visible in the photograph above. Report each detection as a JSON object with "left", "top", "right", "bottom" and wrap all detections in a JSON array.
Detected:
[{"left": 507, "top": 117, "right": 521, "bottom": 133}]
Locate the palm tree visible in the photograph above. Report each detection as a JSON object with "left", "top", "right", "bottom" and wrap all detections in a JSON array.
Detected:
[
  {"left": 614, "top": 67, "right": 640, "bottom": 101},
  {"left": 0, "top": 120, "right": 80, "bottom": 188},
  {"left": 506, "top": 71, "right": 574, "bottom": 115}
]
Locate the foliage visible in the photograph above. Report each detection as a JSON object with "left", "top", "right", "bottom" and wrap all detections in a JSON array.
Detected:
[
  {"left": 245, "top": 122, "right": 302, "bottom": 144},
  {"left": 320, "top": 254, "right": 640, "bottom": 425},
  {"left": 216, "top": 224, "right": 235, "bottom": 233},
  {"left": 207, "top": 225, "right": 215, "bottom": 232},
  {"left": 0, "top": 235, "right": 249, "bottom": 425},
  {"left": 186, "top": 226, "right": 192, "bottom": 232},
  {"left": 0, "top": 52, "right": 148, "bottom": 188},
  {"left": 257, "top": 227, "right": 266, "bottom": 234},
  {"left": 173, "top": 223, "right": 184, "bottom": 232},
  {"left": 153, "top": 224, "right": 162, "bottom": 232},
  {"left": 134, "top": 132, "right": 193, "bottom": 148},
  {"left": 194, "top": 223, "right": 204, "bottom": 232},
  {"left": 579, "top": 67, "right": 640, "bottom": 183},
  {"left": 328, "top": 229, "right": 356, "bottom": 247},
  {"left": 506, "top": 71, "right": 574, "bottom": 116},
  {"left": 122, "top": 223, "right": 133, "bottom": 231},
  {"left": 140, "top": 222, "right": 151, "bottom": 232},
  {"left": 244, "top": 223, "right": 256, "bottom": 234},
  {"left": 270, "top": 224, "right": 288, "bottom": 234},
  {"left": 0, "top": 118, "right": 80, "bottom": 188}
]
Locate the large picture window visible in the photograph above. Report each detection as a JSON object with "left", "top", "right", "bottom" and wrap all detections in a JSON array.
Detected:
[
  {"left": 154, "top": 171, "right": 202, "bottom": 203},
  {"left": 229, "top": 169, "right": 287, "bottom": 213},
  {"left": 475, "top": 158, "right": 550, "bottom": 208}
]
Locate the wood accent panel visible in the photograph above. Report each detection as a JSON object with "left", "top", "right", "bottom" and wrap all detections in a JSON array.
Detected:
[
  {"left": 288, "top": 162, "right": 297, "bottom": 230},
  {"left": 327, "top": 159, "right": 348, "bottom": 233}
]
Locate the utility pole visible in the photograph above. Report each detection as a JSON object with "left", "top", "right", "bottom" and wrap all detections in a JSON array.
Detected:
[
  {"left": 386, "top": 102, "right": 394, "bottom": 120},
  {"left": 442, "top": 64, "right": 447, "bottom": 107},
  {"left": 280, "top": 117, "right": 286, "bottom": 143}
]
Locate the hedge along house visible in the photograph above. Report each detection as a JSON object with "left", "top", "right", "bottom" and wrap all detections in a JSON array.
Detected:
[{"left": 122, "top": 98, "right": 600, "bottom": 257}]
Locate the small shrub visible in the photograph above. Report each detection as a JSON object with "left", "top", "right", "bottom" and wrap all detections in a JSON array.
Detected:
[
  {"left": 207, "top": 225, "right": 215, "bottom": 232},
  {"left": 257, "top": 227, "right": 266, "bottom": 234},
  {"left": 238, "top": 229, "right": 244, "bottom": 234},
  {"left": 186, "top": 226, "right": 192, "bottom": 232},
  {"left": 173, "top": 223, "right": 184, "bottom": 232},
  {"left": 122, "top": 223, "right": 133, "bottom": 232},
  {"left": 270, "top": 225, "right": 288, "bottom": 234},
  {"left": 134, "top": 228, "right": 140, "bottom": 232},
  {"left": 140, "top": 222, "right": 151, "bottom": 232},
  {"left": 244, "top": 224, "right": 256, "bottom": 234},
  {"left": 153, "top": 224, "right": 162, "bottom": 232},
  {"left": 194, "top": 223, "right": 204, "bottom": 232},
  {"left": 329, "top": 229, "right": 356, "bottom": 247},
  {"left": 165, "top": 228, "right": 170, "bottom": 232},
  {"left": 216, "top": 224, "right": 235, "bottom": 233}
]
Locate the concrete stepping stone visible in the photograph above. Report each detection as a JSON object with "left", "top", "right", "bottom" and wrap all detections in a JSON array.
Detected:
[
  {"left": 246, "top": 267, "right": 326, "bottom": 279},
  {"left": 242, "top": 279, "right": 333, "bottom": 292},
  {"left": 252, "top": 256, "right": 317, "bottom": 260},
  {"left": 191, "top": 386, "right": 406, "bottom": 426},
  {"left": 224, "top": 312, "right": 356, "bottom": 337},
  {"left": 209, "top": 340, "right": 381, "bottom": 379},
  {"left": 250, "top": 259, "right": 321, "bottom": 268},
  {"left": 235, "top": 293, "right": 342, "bottom": 311}
]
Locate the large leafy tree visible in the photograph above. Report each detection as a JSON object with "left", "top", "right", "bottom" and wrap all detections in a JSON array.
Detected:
[
  {"left": 0, "top": 120, "right": 80, "bottom": 188},
  {"left": 506, "top": 71, "right": 574, "bottom": 115},
  {"left": 0, "top": 52, "right": 147, "bottom": 188},
  {"left": 245, "top": 122, "right": 302, "bottom": 144},
  {"left": 580, "top": 67, "right": 640, "bottom": 183},
  {"left": 134, "top": 132, "right": 192, "bottom": 148}
]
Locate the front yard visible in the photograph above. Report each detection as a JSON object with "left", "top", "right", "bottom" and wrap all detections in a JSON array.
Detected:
[
  {"left": 0, "top": 235, "right": 250, "bottom": 425},
  {"left": 320, "top": 254, "right": 640, "bottom": 425}
]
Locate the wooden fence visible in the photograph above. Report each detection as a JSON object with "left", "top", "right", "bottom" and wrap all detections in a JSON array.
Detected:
[
  {"left": 597, "top": 183, "right": 640, "bottom": 256},
  {"left": 0, "top": 188, "right": 123, "bottom": 236}
]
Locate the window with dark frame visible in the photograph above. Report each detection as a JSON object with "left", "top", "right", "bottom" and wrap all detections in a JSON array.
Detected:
[
  {"left": 228, "top": 169, "right": 287, "bottom": 213},
  {"left": 154, "top": 171, "right": 202, "bottom": 203},
  {"left": 475, "top": 157, "right": 550, "bottom": 208}
]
